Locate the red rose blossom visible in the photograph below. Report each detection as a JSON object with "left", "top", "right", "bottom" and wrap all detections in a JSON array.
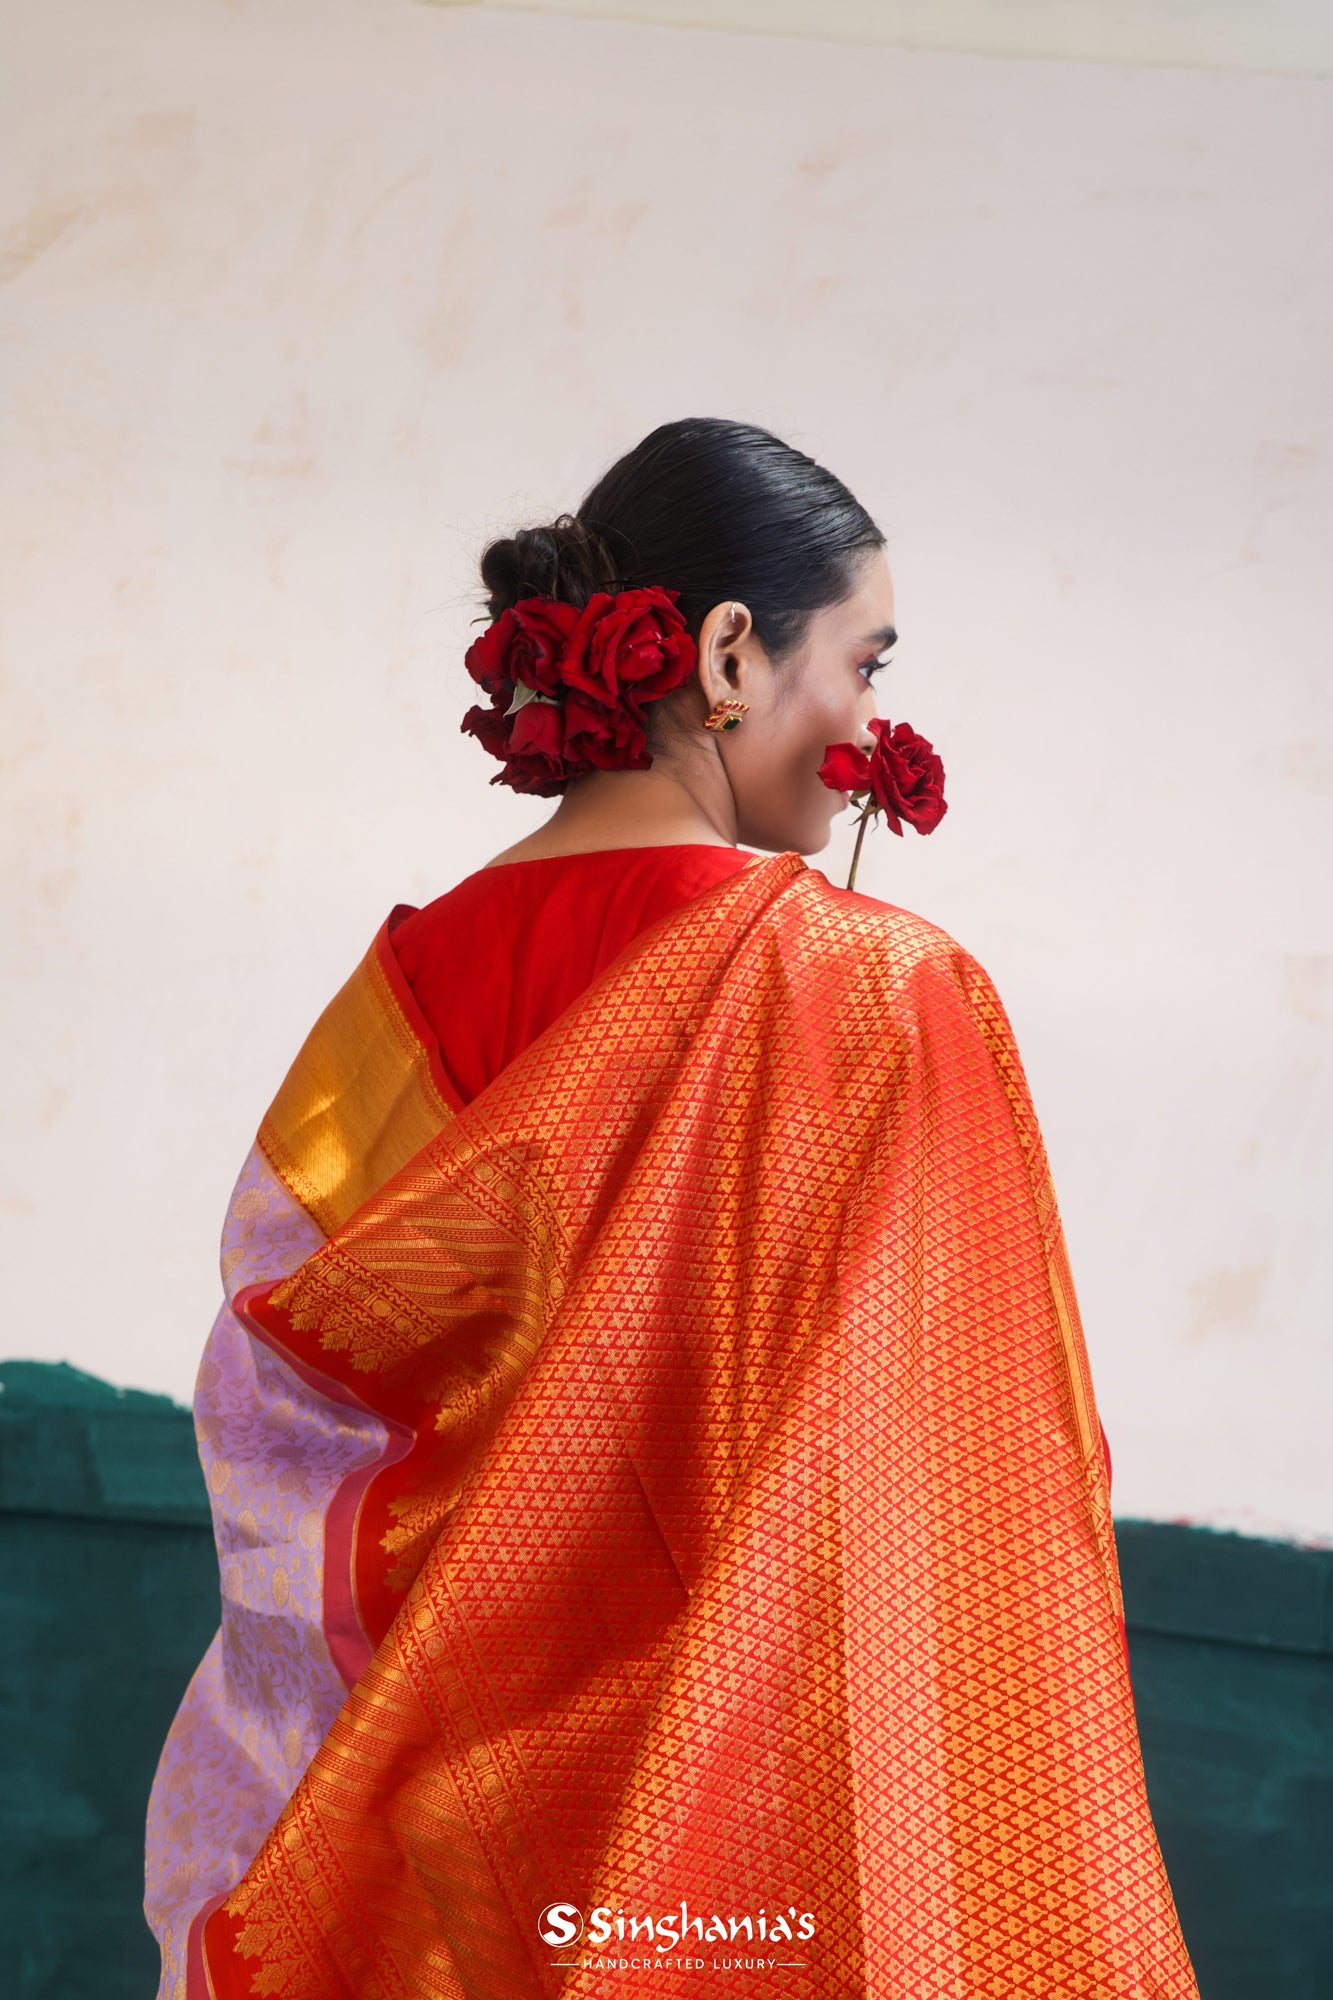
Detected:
[
  {"left": 561, "top": 688, "right": 653, "bottom": 775},
  {"left": 864, "top": 716, "right": 948, "bottom": 836},
  {"left": 559, "top": 588, "right": 697, "bottom": 712},
  {"left": 817, "top": 716, "right": 948, "bottom": 889},
  {"left": 474, "top": 692, "right": 567, "bottom": 795},
  {"left": 463, "top": 599, "right": 580, "bottom": 700}
]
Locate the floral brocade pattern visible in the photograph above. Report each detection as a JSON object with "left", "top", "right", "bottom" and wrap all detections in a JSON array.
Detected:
[{"left": 143, "top": 1145, "right": 389, "bottom": 2000}]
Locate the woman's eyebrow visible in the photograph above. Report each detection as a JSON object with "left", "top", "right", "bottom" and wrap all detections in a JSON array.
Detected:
[{"left": 861, "top": 625, "right": 898, "bottom": 650}]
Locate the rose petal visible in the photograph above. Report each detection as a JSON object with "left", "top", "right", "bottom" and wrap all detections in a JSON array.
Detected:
[{"left": 818, "top": 742, "right": 872, "bottom": 792}]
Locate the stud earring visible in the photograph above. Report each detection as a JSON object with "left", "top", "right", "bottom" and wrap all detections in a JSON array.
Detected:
[{"left": 704, "top": 698, "right": 749, "bottom": 732}]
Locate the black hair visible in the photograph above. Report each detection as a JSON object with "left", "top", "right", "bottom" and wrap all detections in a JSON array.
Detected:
[{"left": 478, "top": 416, "right": 885, "bottom": 665}]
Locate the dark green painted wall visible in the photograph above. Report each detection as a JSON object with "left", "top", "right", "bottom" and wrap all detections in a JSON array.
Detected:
[
  {"left": 1, "top": 1362, "right": 220, "bottom": 2000},
  {"left": 1114, "top": 1520, "right": 1333, "bottom": 1997},
  {"left": 2, "top": 1359, "right": 1329, "bottom": 1998}
]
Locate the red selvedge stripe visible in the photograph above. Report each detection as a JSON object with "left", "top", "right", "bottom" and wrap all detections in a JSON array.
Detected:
[{"left": 234, "top": 1281, "right": 414, "bottom": 1691}]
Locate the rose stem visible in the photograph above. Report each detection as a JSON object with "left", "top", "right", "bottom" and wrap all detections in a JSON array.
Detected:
[{"left": 846, "top": 805, "right": 871, "bottom": 892}]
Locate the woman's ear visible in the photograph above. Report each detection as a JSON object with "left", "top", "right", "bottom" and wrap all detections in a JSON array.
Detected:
[{"left": 695, "top": 599, "right": 754, "bottom": 705}]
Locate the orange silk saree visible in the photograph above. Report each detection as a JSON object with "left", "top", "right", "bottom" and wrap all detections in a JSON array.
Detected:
[{"left": 146, "top": 848, "right": 1198, "bottom": 1999}]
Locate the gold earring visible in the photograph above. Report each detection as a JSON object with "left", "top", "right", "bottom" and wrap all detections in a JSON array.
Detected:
[{"left": 704, "top": 698, "right": 749, "bottom": 732}]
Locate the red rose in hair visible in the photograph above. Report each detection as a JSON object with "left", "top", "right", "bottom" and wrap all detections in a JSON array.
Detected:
[
  {"left": 463, "top": 598, "right": 580, "bottom": 699},
  {"left": 561, "top": 689, "right": 653, "bottom": 775},
  {"left": 457, "top": 691, "right": 565, "bottom": 796},
  {"left": 461, "top": 597, "right": 576, "bottom": 794},
  {"left": 817, "top": 716, "right": 947, "bottom": 889},
  {"left": 459, "top": 698, "right": 511, "bottom": 763},
  {"left": 560, "top": 587, "right": 697, "bottom": 712},
  {"left": 496, "top": 696, "right": 568, "bottom": 794},
  {"left": 460, "top": 584, "right": 696, "bottom": 795},
  {"left": 507, "top": 695, "right": 565, "bottom": 762}
]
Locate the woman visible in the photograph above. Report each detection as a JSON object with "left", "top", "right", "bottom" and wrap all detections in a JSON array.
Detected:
[{"left": 145, "top": 418, "right": 1199, "bottom": 1998}]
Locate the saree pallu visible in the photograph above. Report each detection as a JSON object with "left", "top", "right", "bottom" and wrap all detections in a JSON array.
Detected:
[{"left": 145, "top": 848, "right": 1199, "bottom": 1999}]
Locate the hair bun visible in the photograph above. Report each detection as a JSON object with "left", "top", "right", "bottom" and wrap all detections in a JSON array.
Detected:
[{"left": 479, "top": 512, "right": 620, "bottom": 621}]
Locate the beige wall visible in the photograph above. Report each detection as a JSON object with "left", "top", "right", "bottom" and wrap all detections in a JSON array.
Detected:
[
  {"left": 2, "top": 0, "right": 1330, "bottom": 1540},
  {"left": 447, "top": 0, "right": 1333, "bottom": 78}
]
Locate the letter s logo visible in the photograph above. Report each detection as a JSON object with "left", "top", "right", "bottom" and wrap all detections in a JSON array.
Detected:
[{"left": 538, "top": 1903, "right": 583, "bottom": 1945}]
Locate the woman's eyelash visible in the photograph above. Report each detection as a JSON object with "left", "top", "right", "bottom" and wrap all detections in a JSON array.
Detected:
[{"left": 860, "top": 655, "right": 895, "bottom": 678}]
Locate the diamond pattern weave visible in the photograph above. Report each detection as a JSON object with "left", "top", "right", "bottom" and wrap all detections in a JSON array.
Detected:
[{"left": 198, "top": 851, "right": 1198, "bottom": 1999}]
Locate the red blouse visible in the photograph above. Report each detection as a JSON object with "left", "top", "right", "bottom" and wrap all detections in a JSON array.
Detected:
[{"left": 390, "top": 844, "right": 758, "bottom": 1110}]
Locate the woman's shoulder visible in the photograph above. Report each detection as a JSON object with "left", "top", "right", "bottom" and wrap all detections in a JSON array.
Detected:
[
  {"left": 798, "top": 864, "right": 973, "bottom": 964},
  {"left": 789, "top": 865, "right": 998, "bottom": 1022}
]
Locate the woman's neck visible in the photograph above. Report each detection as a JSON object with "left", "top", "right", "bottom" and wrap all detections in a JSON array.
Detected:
[{"left": 483, "top": 766, "right": 738, "bottom": 867}]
